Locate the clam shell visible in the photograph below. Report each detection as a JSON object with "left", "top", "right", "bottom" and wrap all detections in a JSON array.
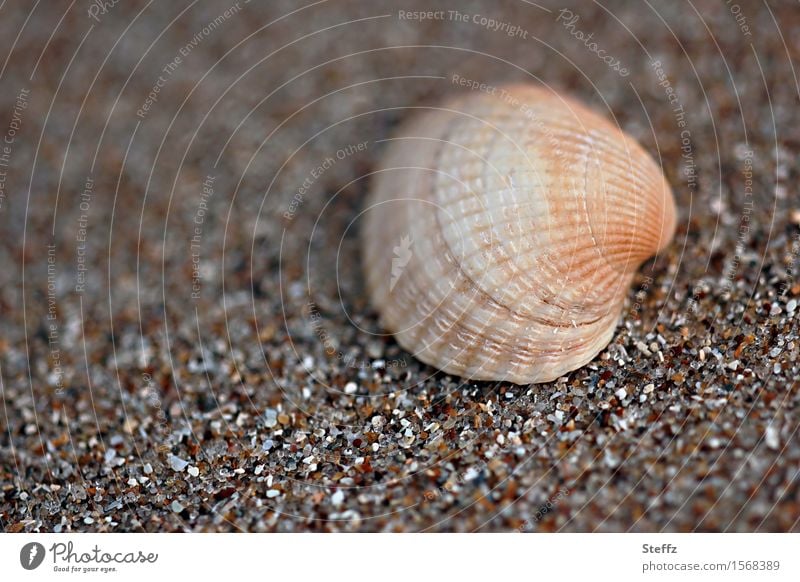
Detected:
[{"left": 362, "top": 84, "right": 676, "bottom": 384}]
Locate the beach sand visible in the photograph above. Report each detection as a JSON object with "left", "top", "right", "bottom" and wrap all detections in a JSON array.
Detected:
[{"left": 1, "top": 0, "right": 798, "bottom": 532}]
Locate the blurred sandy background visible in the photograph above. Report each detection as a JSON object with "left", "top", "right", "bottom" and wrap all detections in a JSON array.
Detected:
[{"left": 1, "top": 0, "right": 799, "bottom": 532}]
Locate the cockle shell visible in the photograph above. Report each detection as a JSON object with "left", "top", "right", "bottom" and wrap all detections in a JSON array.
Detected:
[{"left": 361, "top": 84, "right": 676, "bottom": 384}]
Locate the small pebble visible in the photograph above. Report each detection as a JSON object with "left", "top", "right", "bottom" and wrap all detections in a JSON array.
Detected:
[
  {"left": 171, "top": 501, "right": 184, "bottom": 513},
  {"left": 168, "top": 455, "right": 189, "bottom": 472},
  {"left": 264, "top": 409, "right": 278, "bottom": 428},
  {"left": 344, "top": 382, "right": 358, "bottom": 394},
  {"left": 766, "top": 425, "right": 780, "bottom": 450},
  {"left": 187, "top": 466, "right": 200, "bottom": 477}
]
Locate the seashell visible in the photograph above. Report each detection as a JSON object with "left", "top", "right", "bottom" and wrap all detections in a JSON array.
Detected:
[{"left": 361, "top": 83, "right": 676, "bottom": 384}]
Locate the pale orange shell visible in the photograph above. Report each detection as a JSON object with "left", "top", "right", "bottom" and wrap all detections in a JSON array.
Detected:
[{"left": 361, "top": 84, "right": 676, "bottom": 384}]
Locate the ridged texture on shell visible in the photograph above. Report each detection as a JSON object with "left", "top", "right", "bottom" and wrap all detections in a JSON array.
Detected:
[{"left": 362, "top": 84, "right": 676, "bottom": 384}]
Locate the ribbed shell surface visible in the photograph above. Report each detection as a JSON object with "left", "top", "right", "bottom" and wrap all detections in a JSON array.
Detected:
[{"left": 362, "top": 84, "right": 676, "bottom": 384}]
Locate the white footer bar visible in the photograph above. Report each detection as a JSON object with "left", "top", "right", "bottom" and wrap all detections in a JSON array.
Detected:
[{"left": 2, "top": 533, "right": 798, "bottom": 581}]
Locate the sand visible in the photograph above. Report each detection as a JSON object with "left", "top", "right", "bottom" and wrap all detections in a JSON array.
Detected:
[{"left": 1, "top": 0, "right": 799, "bottom": 532}]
